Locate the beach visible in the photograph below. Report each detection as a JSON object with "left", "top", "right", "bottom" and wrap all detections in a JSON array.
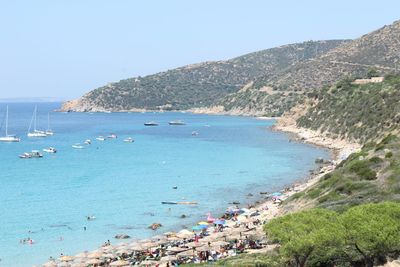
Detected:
[{"left": 36, "top": 116, "right": 359, "bottom": 267}]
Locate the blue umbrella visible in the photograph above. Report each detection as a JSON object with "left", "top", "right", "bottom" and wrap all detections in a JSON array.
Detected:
[
  {"left": 214, "top": 220, "right": 225, "bottom": 225},
  {"left": 192, "top": 225, "right": 203, "bottom": 231}
]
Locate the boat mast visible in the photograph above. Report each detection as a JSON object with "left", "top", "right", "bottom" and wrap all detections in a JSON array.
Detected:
[
  {"left": 34, "top": 105, "right": 37, "bottom": 131},
  {"left": 47, "top": 112, "right": 50, "bottom": 131},
  {"left": 5, "top": 105, "right": 8, "bottom": 136}
]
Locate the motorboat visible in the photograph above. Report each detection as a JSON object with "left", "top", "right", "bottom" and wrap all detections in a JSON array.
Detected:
[
  {"left": 96, "top": 136, "right": 106, "bottom": 141},
  {"left": 191, "top": 131, "right": 199, "bottom": 136},
  {"left": 84, "top": 139, "right": 91, "bottom": 145},
  {"left": 19, "top": 150, "right": 43, "bottom": 159},
  {"left": 27, "top": 106, "right": 47, "bottom": 137},
  {"left": 0, "top": 105, "right": 21, "bottom": 142},
  {"left": 123, "top": 137, "right": 134, "bottom": 143},
  {"left": 72, "top": 144, "right": 84, "bottom": 149},
  {"left": 169, "top": 120, "right": 185, "bottom": 125},
  {"left": 19, "top": 152, "right": 31, "bottom": 159},
  {"left": 144, "top": 121, "right": 158, "bottom": 126},
  {"left": 43, "top": 147, "right": 57, "bottom": 153},
  {"left": 107, "top": 133, "right": 117, "bottom": 139}
]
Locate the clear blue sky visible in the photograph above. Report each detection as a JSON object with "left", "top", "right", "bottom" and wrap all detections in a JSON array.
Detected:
[{"left": 1, "top": 0, "right": 399, "bottom": 99}]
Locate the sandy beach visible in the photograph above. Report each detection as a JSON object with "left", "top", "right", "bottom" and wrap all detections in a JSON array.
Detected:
[{"left": 37, "top": 116, "right": 361, "bottom": 267}]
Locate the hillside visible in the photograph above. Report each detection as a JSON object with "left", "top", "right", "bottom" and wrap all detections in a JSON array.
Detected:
[
  {"left": 295, "top": 74, "right": 400, "bottom": 144},
  {"left": 61, "top": 40, "right": 347, "bottom": 112},
  {"left": 221, "top": 20, "right": 400, "bottom": 116},
  {"left": 287, "top": 134, "right": 400, "bottom": 212}
]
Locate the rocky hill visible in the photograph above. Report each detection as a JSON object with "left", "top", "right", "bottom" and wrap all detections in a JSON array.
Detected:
[
  {"left": 221, "top": 20, "right": 400, "bottom": 116},
  {"left": 61, "top": 40, "right": 347, "bottom": 112}
]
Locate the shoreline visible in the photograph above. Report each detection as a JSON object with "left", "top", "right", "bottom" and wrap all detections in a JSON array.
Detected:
[{"left": 38, "top": 117, "right": 360, "bottom": 267}]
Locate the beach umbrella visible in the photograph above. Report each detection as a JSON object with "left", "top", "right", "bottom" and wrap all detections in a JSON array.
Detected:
[
  {"left": 139, "top": 260, "right": 158, "bottom": 266},
  {"left": 110, "top": 259, "right": 130, "bottom": 266},
  {"left": 160, "top": 255, "right": 177, "bottom": 262},
  {"left": 86, "top": 258, "right": 103, "bottom": 265},
  {"left": 87, "top": 251, "right": 103, "bottom": 259},
  {"left": 185, "top": 242, "right": 204, "bottom": 248},
  {"left": 129, "top": 244, "right": 144, "bottom": 251},
  {"left": 59, "top": 255, "right": 74, "bottom": 262},
  {"left": 214, "top": 219, "right": 225, "bottom": 225},
  {"left": 176, "top": 249, "right": 195, "bottom": 257},
  {"left": 177, "top": 229, "right": 193, "bottom": 239},
  {"left": 167, "top": 236, "right": 181, "bottom": 241},
  {"left": 42, "top": 261, "right": 57, "bottom": 267},
  {"left": 212, "top": 240, "right": 229, "bottom": 247},
  {"left": 192, "top": 225, "right": 203, "bottom": 231},
  {"left": 166, "top": 246, "right": 188, "bottom": 253},
  {"left": 74, "top": 252, "right": 88, "bottom": 259},
  {"left": 163, "top": 231, "right": 177, "bottom": 237}
]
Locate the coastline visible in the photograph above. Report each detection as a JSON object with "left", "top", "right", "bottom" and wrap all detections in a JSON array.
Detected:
[{"left": 38, "top": 115, "right": 360, "bottom": 267}]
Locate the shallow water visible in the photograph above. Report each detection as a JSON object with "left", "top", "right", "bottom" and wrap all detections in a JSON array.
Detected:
[{"left": 0, "top": 103, "right": 329, "bottom": 266}]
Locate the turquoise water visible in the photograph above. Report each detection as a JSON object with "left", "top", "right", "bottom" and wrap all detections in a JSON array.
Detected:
[{"left": 0, "top": 103, "right": 329, "bottom": 266}]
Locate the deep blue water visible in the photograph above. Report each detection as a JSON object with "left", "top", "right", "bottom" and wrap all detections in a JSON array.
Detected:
[{"left": 0, "top": 103, "right": 329, "bottom": 266}]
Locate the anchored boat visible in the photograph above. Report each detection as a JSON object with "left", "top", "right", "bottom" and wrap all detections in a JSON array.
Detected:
[
  {"left": 27, "top": 106, "right": 47, "bottom": 137},
  {"left": 0, "top": 105, "right": 20, "bottom": 142}
]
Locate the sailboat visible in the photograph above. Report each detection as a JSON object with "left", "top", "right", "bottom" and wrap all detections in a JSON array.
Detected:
[
  {"left": 27, "top": 106, "right": 47, "bottom": 137},
  {"left": 0, "top": 105, "right": 21, "bottom": 142},
  {"left": 45, "top": 113, "right": 54, "bottom": 136}
]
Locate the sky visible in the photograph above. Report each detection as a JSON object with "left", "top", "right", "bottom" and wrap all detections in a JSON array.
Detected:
[{"left": 0, "top": 0, "right": 399, "bottom": 100}]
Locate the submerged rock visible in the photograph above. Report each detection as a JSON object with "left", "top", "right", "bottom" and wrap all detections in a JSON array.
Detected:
[
  {"left": 315, "top": 157, "right": 324, "bottom": 164},
  {"left": 148, "top": 223, "right": 162, "bottom": 230},
  {"left": 114, "top": 234, "right": 130, "bottom": 239}
]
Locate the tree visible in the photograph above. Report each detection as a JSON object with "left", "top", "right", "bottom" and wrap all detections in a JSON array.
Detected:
[
  {"left": 340, "top": 202, "right": 400, "bottom": 266},
  {"left": 264, "top": 209, "right": 345, "bottom": 267},
  {"left": 366, "top": 68, "right": 379, "bottom": 78}
]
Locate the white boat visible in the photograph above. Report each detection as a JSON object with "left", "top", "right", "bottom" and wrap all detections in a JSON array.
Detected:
[
  {"left": 84, "top": 139, "right": 91, "bottom": 145},
  {"left": 169, "top": 120, "right": 186, "bottom": 125},
  {"left": 19, "top": 150, "right": 43, "bottom": 159},
  {"left": 96, "top": 136, "right": 105, "bottom": 141},
  {"left": 27, "top": 106, "right": 47, "bottom": 137},
  {"left": 72, "top": 144, "right": 84, "bottom": 149},
  {"left": 123, "top": 137, "right": 134, "bottom": 143},
  {"left": 0, "top": 105, "right": 20, "bottom": 142},
  {"left": 43, "top": 147, "right": 57, "bottom": 153},
  {"left": 107, "top": 133, "right": 117, "bottom": 139},
  {"left": 45, "top": 113, "right": 54, "bottom": 136},
  {"left": 144, "top": 121, "right": 158, "bottom": 126},
  {"left": 191, "top": 131, "right": 199, "bottom": 136}
]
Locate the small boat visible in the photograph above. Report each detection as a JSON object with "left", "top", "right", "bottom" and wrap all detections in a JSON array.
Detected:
[
  {"left": 191, "top": 131, "right": 199, "bottom": 136},
  {"left": 161, "top": 201, "right": 198, "bottom": 205},
  {"left": 84, "top": 139, "right": 91, "bottom": 145},
  {"left": 144, "top": 121, "right": 158, "bottom": 126},
  {"left": 123, "top": 137, "right": 134, "bottom": 143},
  {"left": 19, "top": 150, "right": 43, "bottom": 159},
  {"left": 0, "top": 106, "right": 20, "bottom": 142},
  {"left": 107, "top": 133, "right": 117, "bottom": 139},
  {"left": 169, "top": 120, "right": 186, "bottom": 125},
  {"left": 72, "top": 144, "right": 84, "bottom": 149},
  {"left": 96, "top": 136, "right": 105, "bottom": 141},
  {"left": 43, "top": 147, "right": 57, "bottom": 153},
  {"left": 27, "top": 106, "right": 47, "bottom": 137}
]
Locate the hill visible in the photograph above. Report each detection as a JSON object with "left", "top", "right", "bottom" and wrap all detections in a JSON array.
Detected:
[
  {"left": 61, "top": 40, "right": 347, "bottom": 112},
  {"left": 221, "top": 20, "right": 400, "bottom": 116}
]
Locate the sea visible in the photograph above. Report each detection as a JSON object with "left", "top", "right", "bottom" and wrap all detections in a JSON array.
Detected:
[{"left": 0, "top": 102, "right": 330, "bottom": 266}]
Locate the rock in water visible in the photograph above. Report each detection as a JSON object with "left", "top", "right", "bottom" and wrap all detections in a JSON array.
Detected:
[
  {"left": 115, "top": 234, "right": 130, "bottom": 239},
  {"left": 148, "top": 223, "right": 162, "bottom": 230}
]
